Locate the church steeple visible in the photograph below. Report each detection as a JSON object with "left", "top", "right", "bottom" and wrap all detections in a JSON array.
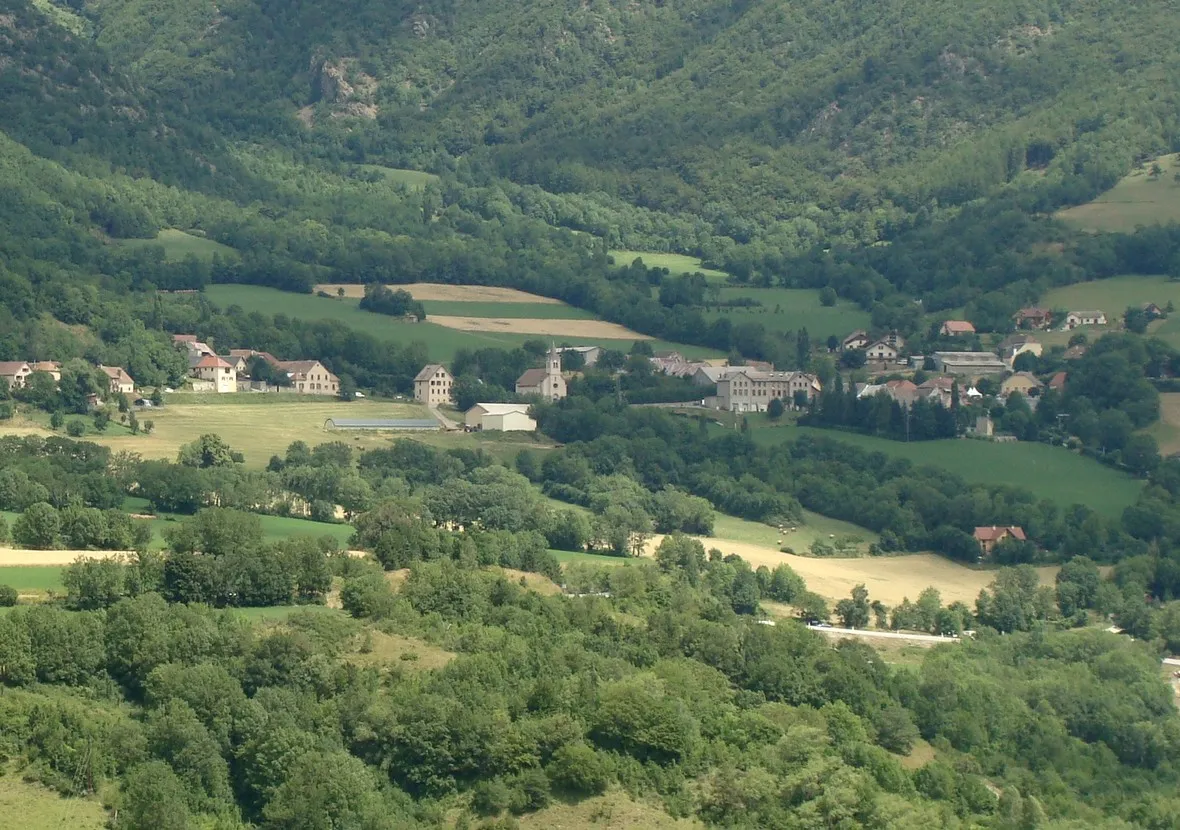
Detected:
[{"left": 547, "top": 342, "right": 561, "bottom": 375}]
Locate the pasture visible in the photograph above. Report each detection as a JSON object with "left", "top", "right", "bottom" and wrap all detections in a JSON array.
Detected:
[
  {"left": 355, "top": 165, "right": 440, "bottom": 190},
  {"left": 1147, "top": 393, "right": 1180, "bottom": 456},
  {"left": 609, "top": 250, "right": 730, "bottom": 281},
  {"left": 316, "top": 283, "right": 562, "bottom": 303},
  {"left": 519, "top": 790, "right": 703, "bottom": 829},
  {"left": 75, "top": 399, "right": 433, "bottom": 466},
  {"left": 205, "top": 285, "right": 709, "bottom": 361},
  {"left": 117, "top": 228, "right": 237, "bottom": 261},
  {"left": 712, "top": 510, "right": 878, "bottom": 556},
  {"left": 704, "top": 286, "right": 872, "bottom": 340},
  {"left": 418, "top": 300, "right": 594, "bottom": 319},
  {"left": 1057, "top": 154, "right": 1180, "bottom": 232},
  {"left": 0, "top": 565, "right": 64, "bottom": 596},
  {"left": 0, "top": 774, "right": 106, "bottom": 830},
  {"left": 741, "top": 424, "right": 1142, "bottom": 516}
]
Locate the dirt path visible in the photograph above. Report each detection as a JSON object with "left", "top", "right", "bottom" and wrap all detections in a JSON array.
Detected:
[
  {"left": 427, "top": 315, "right": 651, "bottom": 339},
  {"left": 643, "top": 534, "right": 1058, "bottom": 606},
  {"left": 313, "top": 283, "right": 562, "bottom": 303}
]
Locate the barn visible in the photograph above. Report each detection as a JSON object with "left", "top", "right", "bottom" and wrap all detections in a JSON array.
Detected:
[{"left": 464, "top": 403, "right": 536, "bottom": 432}]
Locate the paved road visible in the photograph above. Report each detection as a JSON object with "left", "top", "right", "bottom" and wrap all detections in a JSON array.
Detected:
[{"left": 806, "top": 624, "right": 959, "bottom": 644}]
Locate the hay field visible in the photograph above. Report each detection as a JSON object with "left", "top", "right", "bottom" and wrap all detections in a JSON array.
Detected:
[
  {"left": 315, "top": 282, "right": 562, "bottom": 303},
  {"left": 0, "top": 774, "right": 106, "bottom": 830},
  {"left": 1057, "top": 154, "right": 1180, "bottom": 232},
  {"left": 704, "top": 286, "right": 872, "bottom": 340},
  {"left": 84, "top": 400, "right": 431, "bottom": 466},
  {"left": 518, "top": 790, "right": 702, "bottom": 830},
  {"left": 0, "top": 548, "right": 132, "bottom": 566},
  {"left": 427, "top": 314, "right": 652, "bottom": 339},
  {"left": 642, "top": 534, "right": 1057, "bottom": 606}
]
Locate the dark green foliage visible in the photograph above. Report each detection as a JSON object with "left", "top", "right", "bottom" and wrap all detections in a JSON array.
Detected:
[{"left": 0, "top": 584, "right": 17, "bottom": 606}]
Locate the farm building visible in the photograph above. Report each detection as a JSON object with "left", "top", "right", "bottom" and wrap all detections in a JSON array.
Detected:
[
  {"left": 931, "top": 351, "right": 1007, "bottom": 379},
  {"left": 325, "top": 418, "right": 439, "bottom": 431},
  {"left": 464, "top": 403, "right": 536, "bottom": 432}
]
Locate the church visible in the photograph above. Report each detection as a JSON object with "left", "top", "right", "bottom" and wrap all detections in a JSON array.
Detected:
[{"left": 514, "top": 344, "right": 567, "bottom": 401}]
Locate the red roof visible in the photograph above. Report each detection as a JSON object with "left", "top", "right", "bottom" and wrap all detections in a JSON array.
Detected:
[
  {"left": 942, "top": 320, "right": 976, "bottom": 334},
  {"left": 172, "top": 334, "right": 198, "bottom": 343},
  {"left": 1048, "top": 371, "right": 1067, "bottom": 391},
  {"left": 193, "top": 355, "right": 232, "bottom": 369},
  {"left": 1014, "top": 307, "right": 1052, "bottom": 321},
  {"left": 973, "top": 525, "right": 1026, "bottom": 542}
]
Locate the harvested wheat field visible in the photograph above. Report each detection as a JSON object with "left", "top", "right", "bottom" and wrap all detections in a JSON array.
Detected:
[
  {"left": 0, "top": 548, "right": 131, "bottom": 566},
  {"left": 314, "top": 282, "right": 562, "bottom": 303},
  {"left": 428, "top": 315, "right": 651, "bottom": 339},
  {"left": 643, "top": 535, "right": 1058, "bottom": 606}
]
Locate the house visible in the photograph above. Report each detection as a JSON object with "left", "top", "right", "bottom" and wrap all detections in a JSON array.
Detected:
[
  {"left": 918, "top": 376, "right": 956, "bottom": 407},
  {"left": 0, "top": 362, "right": 32, "bottom": 390},
  {"left": 931, "top": 351, "right": 1008, "bottom": 378},
  {"left": 864, "top": 340, "right": 899, "bottom": 362},
  {"left": 714, "top": 370, "right": 820, "bottom": 412},
  {"left": 1065, "top": 310, "right": 1107, "bottom": 329},
  {"left": 841, "top": 330, "right": 869, "bottom": 351},
  {"left": 220, "top": 354, "right": 250, "bottom": 375},
  {"left": 29, "top": 361, "right": 62, "bottom": 382},
  {"left": 228, "top": 349, "right": 281, "bottom": 368},
  {"left": 1013, "top": 307, "right": 1054, "bottom": 330},
  {"left": 173, "top": 334, "right": 215, "bottom": 357},
  {"left": 1142, "top": 302, "right": 1165, "bottom": 319},
  {"left": 557, "top": 345, "right": 602, "bottom": 368},
  {"left": 99, "top": 366, "right": 135, "bottom": 396},
  {"left": 413, "top": 364, "right": 454, "bottom": 406},
  {"left": 692, "top": 366, "right": 732, "bottom": 387},
  {"left": 998, "top": 334, "right": 1043, "bottom": 366},
  {"left": 516, "top": 345, "right": 567, "bottom": 401},
  {"left": 974, "top": 525, "right": 1026, "bottom": 556},
  {"left": 189, "top": 354, "right": 238, "bottom": 393},
  {"left": 1063, "top": 344, "right": 1088, "bottom": 360},
  {"left": 884, "top": 379, "right": 921, "bottom": 407},
  {"left": 464, "top": 403, "right": 536, "bottom": 432},
  {"left": 1048, "top": 371, "right": 1067, "bottom": 392},
  {"left": 277, "top": 361, "right": 339, "bottom": 396},
  {"left": 1000, "top": 372, "right": 1042, "bottom": 397},
  {"left": 940, "top": 320, "right": 976, "bottom": 337}
]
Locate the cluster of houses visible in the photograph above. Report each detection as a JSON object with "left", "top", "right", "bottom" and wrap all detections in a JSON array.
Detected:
[
  {"left": 649, "top": 352, "right": 823, "bottom": 413},
  {"left": 0, "top": 360, "right": 137, "bottom": 400},
  {"left": 171, "top": 336, "right": 340, "bottom": 395},
  {"left": 412, "top": 344, "right": 568, "bottom": 432}
]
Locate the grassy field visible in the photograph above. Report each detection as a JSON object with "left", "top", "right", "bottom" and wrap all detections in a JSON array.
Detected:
[
  {"left": 75, "top": 400, "right": 432, "bottom": 466},
  {"left": 356, "top": 165, "right": 440, "bottom": 190},
  {"left": 1057, "top": 154, "right": 1180, "bottom": 232},
  {"left": 0, "top": 565, "right": 64, "bottom": 594},
  {"left": 204, "top": 285, "right": 712, "bottom": 361},
  {"left": 0, "top": 774, "right": 106, "bottom": 829},
  {"left": 705, "top": 286, "right": 872, "bottom": 340},
  {"left": 609, "top": 250, "right": 730, "bottom": 281},
  {"left": 518, "top": 790, "right": 703, "bottom": 829},
  {"left": 712, "top": 510, "right": 878, "bottom": 556},
  {"left": 118, "top": 228, "right": 238, "bottom": 261},
  {"left": 1147, "top": 393, "right": 1180, "bottom": 455},
  {"left": 740, "top": 423, "right": 1142, "bottom": 516}
]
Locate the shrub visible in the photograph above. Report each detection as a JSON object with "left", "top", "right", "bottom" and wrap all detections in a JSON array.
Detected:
[
  {"left": 0, "top": 585, "right": 18, "bottom": 606},
  {"left": 546, "top": 742, "right": 612, "bottom": 795},
  {"left": 65, "top": 420, "right": 86, "bottom": 437},
  {"left": 507, "top": 768, "right": 550, "bottom": 815},
  {"left": 471, "top": 778, "right": 511, "bottom": 816}
]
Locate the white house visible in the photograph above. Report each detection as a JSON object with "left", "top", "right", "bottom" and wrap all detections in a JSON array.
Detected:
[
  {"left": 189, "top": 354, "right": 237, "bottom": 393},
  {"left": 413, "top": 364, "right": 453, "bottom": 405},
  {"left": 864, "top": 341, "right": 899, "bottom": 362},
  {"left": 1065, "top": 310, "right": 1107, "bottom": 328},
  {"left": 464, "top": 403, "right": 536, "bottom": 432},
  {"left": 99, "top": 366, "right": 135, "bottom": 396}
]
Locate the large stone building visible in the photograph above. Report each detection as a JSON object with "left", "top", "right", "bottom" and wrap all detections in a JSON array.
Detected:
[
  {"left": 189, "top": 354, "right": 238, "bottom": 393},
  {"left": 714, "top": 369, "right": 820, "bottom": 413},
  {"left": 515, "top": 345, "right": 567, "bottom": 401},
  {"left": 414, "top": 364, "right": 454, "bottom": 405},
  {"left": 277, "top": 360, "right": 339, "bottom": 396}
]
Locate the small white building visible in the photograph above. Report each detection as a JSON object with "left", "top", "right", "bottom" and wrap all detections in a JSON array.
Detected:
[
  {"left": 414, "top": 364, "right": 454, "bottom": 405},
  {"left": 864, "top": 341, "right": 899, "bottom": 362},
  {"left": 464, "top": 403, "right": 536, "bottom": 432},
  {"left": 1065, "top": 310, "right": 1107, "bottom": 328},
  {"left": 189, "top": 354, "right": 238, "bottom": 393}
]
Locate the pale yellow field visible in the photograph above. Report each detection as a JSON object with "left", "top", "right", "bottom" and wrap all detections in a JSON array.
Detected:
[
  {"left": 517, "top": 790, "right": 702, "bottom": 830},
  {"left": 314, "top": 282, "right": 562, "bottom": 303},
  {"left": 428, "top": 315, "right": 652, "bottom": 339},
  {"left": 644, "top": 534, "right": 1058, "bottom": 606},
  {"left": 0, "top": 548, "right": 132, "bottom": 566}
]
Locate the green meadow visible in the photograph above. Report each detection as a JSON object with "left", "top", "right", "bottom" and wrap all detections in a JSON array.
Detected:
[
  {"left": 0, "top": 566, "right": 65, "bottom": 593},
  {"left": 204, "top": 285, "right": 717, "bottom": 361},
  {"left": 356, "top": 165, "right": 440, "bottom": 190},
  {"left": 609, "top": 250, "right": 730, "bottom": 280},
  {"left": 705, "top": 286, "right": 872, "bottom": 340},
  {"left": 1057, "top": 154, "right": 1180, "bottom": 232},
  {"left": 741, "top": 424, "right": 1142, "bottom": 517},
  {"left": 117, "top": 228, "right": 238, "bottom": 261}
]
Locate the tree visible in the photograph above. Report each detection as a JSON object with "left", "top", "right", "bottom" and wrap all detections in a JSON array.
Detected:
[
  {"left": 546, "top": 742, "right": 612, "bottom": 795},
  {"left": 63, "top": 557, "right": 127, "bottom": 610},
  {"left": 13, "top": 502, "right": 61, "bottom": 549},
  {"left": 1124, "top": 306, "right": 1150, "bottom": 334},
  {"left": 767, "top": 397, "right": 785, "bottom": 420},
  {"left": 835, "top": 584, "right": 870, "bottom": 628},
  {"left": 796, "top": 327, "right": 811, "bottom": 369},
  {"left": 118, "top": 760, "right": 191, "bottom": 830},
  {"left": 0, "top": 584, "right": 17, "bottom": 607},
  {"left": 178, "top": 434, "right": 242, "bottom": 468},
  {"left": 66, "top": 419, "right": 86, "bottom": 437},
  {"left": 820, "top": 287, "right": 837, "bottom": 307},
  {"left": 1123, "top": 433, "right": 1161, "bottom": 477},
  {"left": 49, "top": 410, "right": 64, "bottom": 430}
]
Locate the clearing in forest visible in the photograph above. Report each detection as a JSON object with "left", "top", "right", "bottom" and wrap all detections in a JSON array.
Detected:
[
  {"left": 518, "top": 789, "right": 703, "bottom": 829},
  {"left": 609, "top": 250, "right": 730, "bottom": 281},
  {"left": 426, "top": 314, "right": 652, "bottom": 339},
  {"left": 117, "top": 228, "right": 237, "bottom": 261},
  {"left": 703, "top": 286, "right": 872, "bottom": 340},
  {"left": 643, "top": 534, "right": 1058, "bottom": 607},
  {"left": 1057, "top": 154, "right": 1180, "bottom": 232}
]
